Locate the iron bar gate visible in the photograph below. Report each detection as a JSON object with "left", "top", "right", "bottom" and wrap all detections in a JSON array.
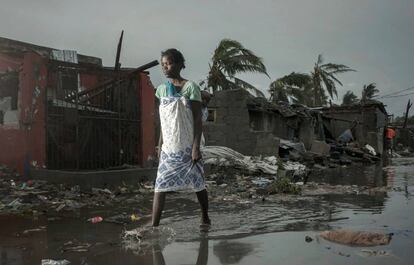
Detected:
[{"left": 45, "top": 61, "right": 141, "bottom": 170}]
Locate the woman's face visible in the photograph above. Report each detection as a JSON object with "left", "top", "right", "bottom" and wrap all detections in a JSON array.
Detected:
[{"left": 161, "top": 56, "right": 181, "bottom": 78}]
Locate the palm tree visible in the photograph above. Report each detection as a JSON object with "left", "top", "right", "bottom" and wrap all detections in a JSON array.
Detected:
[
  {"left": 206, "top": 39, "right": 269, "bottom": 97},
  {"left": 342, "top": 90, "right": 359, "bottom": 106},
  {"left": 311, "top": 54, "right": 355, "bottom": 106},
  {"left": 361, "top": 83, "right": 379, "bottom": 102},
  {"left": 269, "top": 72, "right": 313, "bottom": 105}
]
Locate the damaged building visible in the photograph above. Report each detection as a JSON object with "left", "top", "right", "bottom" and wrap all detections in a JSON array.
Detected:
[
  {"left": 203, "top": 89, "right": 388, "bottom": 157},
  {"left": 0, "top": 37, "right": 157, "bottom": 176},
  {"left": 203, "top": 89, "right": 318, "bottom": 156},
  {"left": 321, "top": 102, "right": 388, "bottom": 155}
]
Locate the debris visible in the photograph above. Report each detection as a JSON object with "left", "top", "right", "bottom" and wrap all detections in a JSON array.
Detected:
[
  {"left": 320, "top": 230, "right": 393, "bottom": 246},
  {"left": 279, "top": 139, "right": 306, "bottom": 153},
  {"left": 92, "top": 188, "right": 112, "bottom": 195},
  {"left": 359, "top": 249, "right": 392, "bottom": 257},
  {"left": 202, "top": 146, "right": 278, "bottom": 174},
  {"left": 267, "top": 177, "right": 301, "bottom": 195},
  {"left": 251, "top": 177, "right": 272, "bottom": 188},
  {"left": 305, "top": 236, "right": 313, "bottom": 242},
  {"left": 364, "top": 144, "right": 376, "bottom": 156},
  {"left": 310, "top": 140, "right": 331, "bottom": 155},
  {"left": 130, "top": 214, "right": 140, "bottom": 221},
  {"left": 23, "top": 226, "right": 46, "bottom": 234},
  {"left": 62, "top": 241, "right": 92, "bottom": 253},
  {"left": 8, "top": 198, "right": 22, "bottom": 209},
  {"left": 344, "top": 147, "right": 365, "bottom": 158},
  {"left": 41, "top": 259, "right": 70, "bottom": 265},
  {"left": 338, "top": 129, "right": 353, "bottom": 143},
  {"left": 88, "top": 216, "right": 103, "bottom": 224},
  {"left": 56, "top": 204, "right": 65, "bottom": 212}
]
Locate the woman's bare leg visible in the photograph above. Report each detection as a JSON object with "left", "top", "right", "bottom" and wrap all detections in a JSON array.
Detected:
[
  {"left": 196, "top": 189, "right": 211, "bottom": 225},
  {"left": 152, "top": 192, "right": 166, "bottom": 226}
]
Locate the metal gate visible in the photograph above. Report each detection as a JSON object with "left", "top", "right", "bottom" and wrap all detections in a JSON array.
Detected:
[{"left": 45, "top": 61, "right": 141, "bottom": 170}]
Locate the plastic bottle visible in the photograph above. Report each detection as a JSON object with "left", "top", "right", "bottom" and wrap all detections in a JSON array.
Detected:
[{"left": 88, "top": 216, "right": 103, "bottom": 223}]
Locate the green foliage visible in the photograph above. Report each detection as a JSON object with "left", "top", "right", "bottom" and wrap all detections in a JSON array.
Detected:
[
  {"left": 267, "top": 177, "right": 302, "bottom": 195},
  {"left": 206, "top": 39, "right": 269, "bottom": 96},
  {"left": 269, "top": 55, "right": 355, "bottom": 107},
  {"left": 269, "top": 72, "right": 314, "bottom": 105},
  {"left": 361, "top": 83, "right": 379, "bottom": 101},
  {"left": 311, "top": 54, "right": 356, "bottom": 106},
  {"left": 342, "top": 90, "right": 359, "bottom": 106}
]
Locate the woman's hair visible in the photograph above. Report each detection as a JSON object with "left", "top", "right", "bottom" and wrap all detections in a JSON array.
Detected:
[{"left": 161, "top": 48, "right": 186, "bottom": 69}]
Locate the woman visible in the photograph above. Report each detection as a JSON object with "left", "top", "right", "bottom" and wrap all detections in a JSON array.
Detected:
[{"left": 152, "top": 48, "right": 210, "bottom": 227}]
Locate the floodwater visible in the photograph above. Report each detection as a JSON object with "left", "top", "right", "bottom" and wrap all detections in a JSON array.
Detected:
[{"left": 1, "top": 158, "right": 413, "bottom": 265}]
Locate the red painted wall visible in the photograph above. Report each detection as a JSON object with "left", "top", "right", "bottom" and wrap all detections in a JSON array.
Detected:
[
  {"left": 1, "top": 50, "right": 156, "bottom": 174},
  {"left": 0, "top": 53, "right": 22, "bottom": 72},
  {"left": 139, "top": 72, "right": 156, "bottom": 167},
  {"left": 0, "top": 52, "right": 47, "bottom": 175}
]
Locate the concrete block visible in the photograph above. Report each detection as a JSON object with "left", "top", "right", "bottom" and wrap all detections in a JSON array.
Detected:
[{"left": 310, "top": 140, "right": 331, "bottom": 155}]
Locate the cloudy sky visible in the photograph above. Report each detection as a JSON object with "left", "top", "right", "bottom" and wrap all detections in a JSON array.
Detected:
[{"left": 1, "top": 0, "right": 413, "bottom": 115}]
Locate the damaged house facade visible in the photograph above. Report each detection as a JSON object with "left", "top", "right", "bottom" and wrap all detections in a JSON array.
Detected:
[
  {"left": 0, "top": 37, "right": 156, "bottom": 176},
  {"left": 203, "top": 89, "right": 388, "bottom": 156},
  {"left": 203, "top": 89, "right": 318, "bottom": 156},
  {"left": 322, "top": 102, "right": 388, "bottom": 155}
]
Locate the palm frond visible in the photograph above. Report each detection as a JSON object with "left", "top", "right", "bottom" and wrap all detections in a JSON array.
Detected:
[
  {"left": 234, "top": 78, "right": 265, "bottom": 97},
  {"left": 342, "top": 90, "right": 359, "bottom": 105}
]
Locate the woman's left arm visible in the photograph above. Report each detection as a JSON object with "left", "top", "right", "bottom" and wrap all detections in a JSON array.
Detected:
[{"left": 191, "top": 100, "right": 202, "bottom": 161}]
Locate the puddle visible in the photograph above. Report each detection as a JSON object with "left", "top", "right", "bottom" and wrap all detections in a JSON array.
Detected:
[{"left": 0, "top": 158, "right": 413, "bottom": 264}]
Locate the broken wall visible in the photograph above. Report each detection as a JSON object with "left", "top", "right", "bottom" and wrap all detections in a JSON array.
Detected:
[
  {"left": 323, "top": 105, "right": 387, "bottom": 154},
  {"left": 203, "top": 89, "right": 279, "bottom": 156},
  {"left": 0, "top": 52, "right": 47, "bottom": 175}
]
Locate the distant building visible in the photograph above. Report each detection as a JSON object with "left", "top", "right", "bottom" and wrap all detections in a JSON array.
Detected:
[
  {"left": 321, "top": 102, "right": 388, "bottom": 154},
  {"left": 203, "top": 89, "right": 317, "bottom": 156},
  {"left": 203, "top": 89, "right": 388, "bottom": 156}
]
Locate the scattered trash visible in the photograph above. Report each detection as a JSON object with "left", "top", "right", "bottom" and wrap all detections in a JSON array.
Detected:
[
  {"left": 88, "top": 216, "right": 103, "bottom": 224},
  {"left": 130, "top": 214, "right": 140, "bottom": 221},
  {"left": 267, "top": 177, "right": 301, "bottom": 194},
  {"left": 8, "top": 198, "right": 22, "bottom": 209},
  {"left": 359, "top": 249, "right": 392, "bottom": 257},
  {"left": 364, "top": 144, "right": 376, "bottom": 156},
  {"left": 305, "top": 236, "right": 313, "bottom": 242},
  {"left": 202, "top": 146, "right": 278, "bottom": 174},
  {"left": 23, "top": 226, "right": 46, "bottom": 234},
  {"left": 41, "top": 259, "right": 70, "bottom": 265},
  {"left": 251, "top": 177, "right": 273, "bottom": 188},
  {"left": 337, "top": 251, "right": 351, "bottom": 257},
  {"left": 62, "top": 241, "right": 92, "bottom": 253},
  {"left": 319, "top": 230, "right": 393, "bottom": 246},
  {"left": 92, "top": 188, "right": 113, "bottom": 195},
  {"left": 56, "top": 204, "right": 65, "bottom": 212}
]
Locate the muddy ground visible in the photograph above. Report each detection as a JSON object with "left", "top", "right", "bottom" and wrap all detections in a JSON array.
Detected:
[{"left": 0, "top": 158, "right": 413, "bottom": 265}]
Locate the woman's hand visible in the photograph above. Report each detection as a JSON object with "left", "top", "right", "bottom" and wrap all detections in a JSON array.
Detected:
[{"left": 192, "top": 145, "right": 202, "bottom": 162}]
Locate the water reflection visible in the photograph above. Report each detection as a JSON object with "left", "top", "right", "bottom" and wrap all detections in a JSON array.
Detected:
[
  {"left": 309, "top": 163, "right": 386, "bottom": 186},
  {"left": 213, "top": 240, "right": 254, "bottom": 264},
  {"left": 152, "top": 237, "right": 209, "bottom": 265}
]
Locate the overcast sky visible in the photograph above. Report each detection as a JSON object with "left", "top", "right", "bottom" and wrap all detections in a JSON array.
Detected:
[{"left": 1, "top": 0, "right": 413, "bottom": 116}]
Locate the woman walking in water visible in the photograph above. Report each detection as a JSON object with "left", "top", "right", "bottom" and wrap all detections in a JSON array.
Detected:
[{"left": 152, "top": 48, "right": 210, "bottom": 227}]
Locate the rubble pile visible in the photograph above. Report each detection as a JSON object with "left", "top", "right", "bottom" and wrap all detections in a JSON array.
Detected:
[
  {"left": 202, "top": 146, "right": 278, "bottom": 175},
  {"left": 0, "top": 165, "right": 153, "bottom": 217},
  {"left": 201, "top": 146, "right": 307, "bottom": 200},
  {"left": 280, "top": 140, "right": 381, "bottom": 171}
]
